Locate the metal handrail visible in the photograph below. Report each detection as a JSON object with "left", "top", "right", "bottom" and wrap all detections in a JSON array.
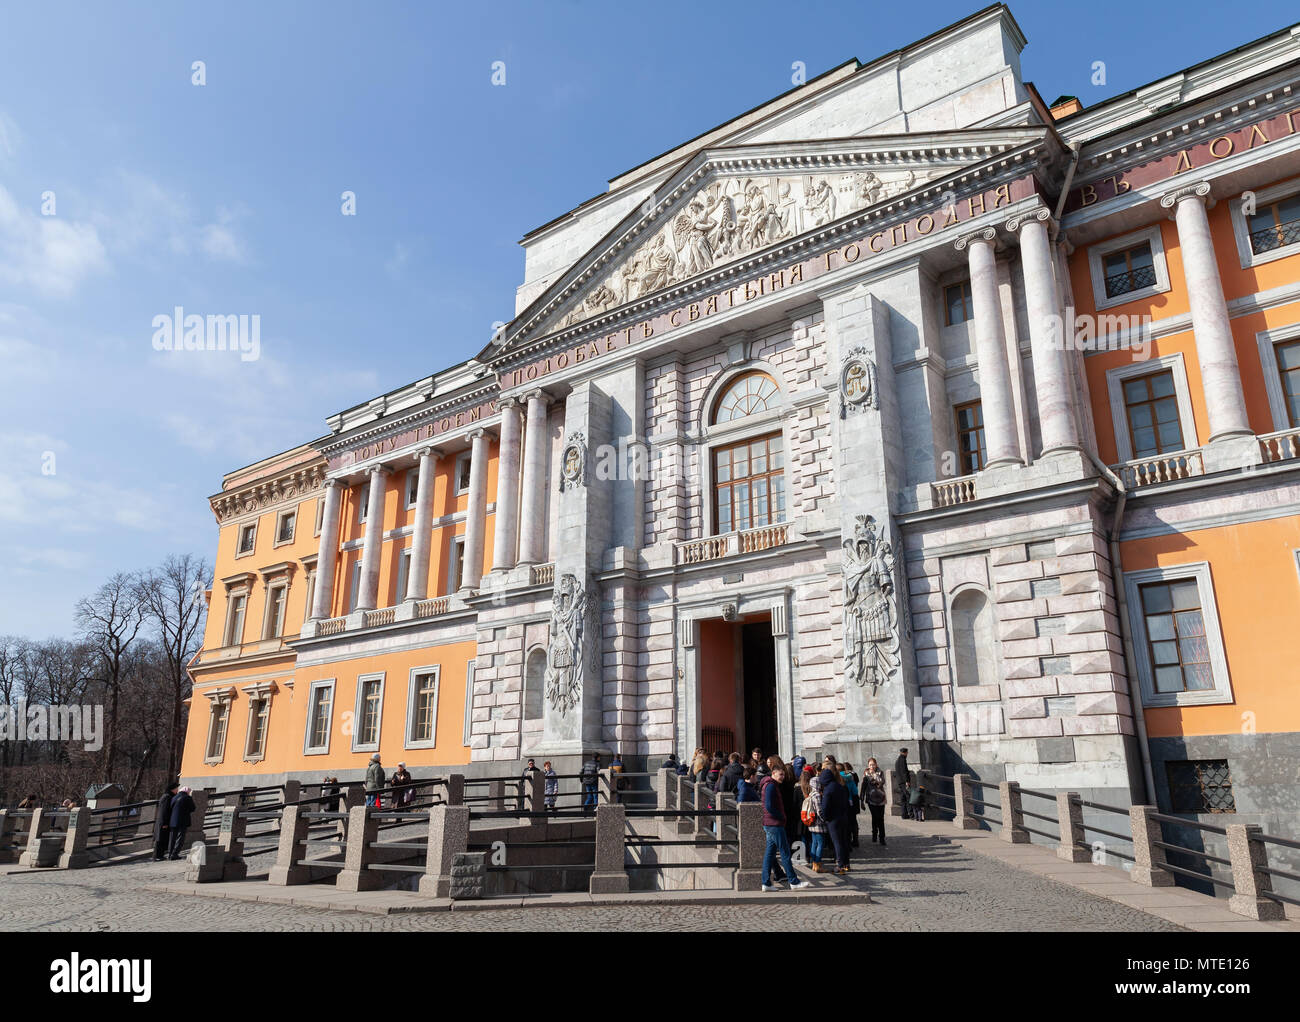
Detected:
[{"left": 1146, "top": 812, "right": 1229, "bottom": 836}]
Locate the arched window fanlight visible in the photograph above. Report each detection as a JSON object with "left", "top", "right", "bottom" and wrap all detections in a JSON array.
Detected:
[{"left": 711, "top": 371, "right": 779, "bottom": 424}]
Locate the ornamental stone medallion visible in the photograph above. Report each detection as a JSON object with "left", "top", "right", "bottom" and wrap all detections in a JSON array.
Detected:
[
  {"left": 839, "top": 347, "right": 878, "bottom": 417},
  {"left": 558, "top": 432, "right": 587, "bottom": 493}
]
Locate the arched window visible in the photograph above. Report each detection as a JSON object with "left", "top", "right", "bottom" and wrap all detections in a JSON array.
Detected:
[
  {"left": 708, "top": 371, "right": 785, "bottom": 535},
  {"left": 951, "top": 589, "right": 996, "bottom": 688},
  {"left": 523, "top": 647, "right": 546, "bottom": 720},
  {"left": 711, "top": 371, "right": 780, "bottom": 424}
]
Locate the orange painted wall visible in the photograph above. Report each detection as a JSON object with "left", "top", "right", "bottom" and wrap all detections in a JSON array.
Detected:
[
  {"left": 183, "top": 640, "right": 477, "bottom": 779},
  {"left": 1121, "top": 516, "right": 1300, "bottom": 739}
]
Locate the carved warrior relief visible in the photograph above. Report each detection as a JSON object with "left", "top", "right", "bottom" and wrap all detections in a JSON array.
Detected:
[
  {"left": 545, "top": 168, "right": 942, "bottom": 336},
  {"left": 546, "top": 573, "right": 592, "bottom": 716},
  {"left": 842, "top": 514, "right": 901, "bottom": 693},
  {"left": 839, "top": 347, "right": 878, "bottom": 418}
]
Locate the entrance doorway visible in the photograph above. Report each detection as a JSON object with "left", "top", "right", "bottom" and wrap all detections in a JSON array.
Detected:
[{"left": 698, "top": 613, "right": 779, "bottom": 758}]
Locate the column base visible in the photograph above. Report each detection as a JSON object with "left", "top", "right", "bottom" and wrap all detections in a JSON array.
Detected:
[
  {"left": 733, "top": 870, "right": 762, "bottom": 892},
  {"left": 1001, "top": 827, "right": 1030, "bottom": 844},
  {"left": 1202, "top": 433, "right": 1262, "bottom": 473},
  {"left": 589, "top": 873, "right": 630, "bottom": 894}
]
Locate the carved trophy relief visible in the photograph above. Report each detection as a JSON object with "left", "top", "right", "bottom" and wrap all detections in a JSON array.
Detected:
[
  {"left": 541, "top": 166, "right": 943, "bottom": 338},
  {"left": 842, "top": 514, "right": 901, "bottom": 694},
  {"left": 545, "top": 572, "right": 597, "bottom": 717}
]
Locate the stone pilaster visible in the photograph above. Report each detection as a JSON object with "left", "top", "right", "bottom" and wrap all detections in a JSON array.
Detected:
[{"left": 405, "top": 448, "right": 438, "bottom": 601}]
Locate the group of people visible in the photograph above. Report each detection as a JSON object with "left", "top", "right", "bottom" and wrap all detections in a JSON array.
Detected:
[
  {"left": 362, "top": 753, "right": 417, "bottom": 809},
  {"left": 152, "top": 781, "right": 197, "bottom": 861}
]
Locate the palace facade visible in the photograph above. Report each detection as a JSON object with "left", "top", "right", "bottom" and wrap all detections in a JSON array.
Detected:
[{"left": 183, "top": 4, "right": 1300, "bottom": 839}]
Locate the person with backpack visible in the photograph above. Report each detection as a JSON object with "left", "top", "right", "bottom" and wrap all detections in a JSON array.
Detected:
[
  {"left": 819, "top": 767, "right": 851, "bottom": 874},
  {"left": 580, "top": 752, "right": 600, "bottom": 812},
  {"left": 760, "top": 765, "right": 808, "bottom": 892},
  {"left": 802, "top": 771, "right": 828, "bottom": 872},
  {"left": 863, "top": 757, "right": 888, "bottom": 846}
]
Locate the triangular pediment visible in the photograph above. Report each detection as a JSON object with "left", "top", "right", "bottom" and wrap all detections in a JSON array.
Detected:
[{"left": 496, "top": 127, "right": 1051, "bottom": 355}]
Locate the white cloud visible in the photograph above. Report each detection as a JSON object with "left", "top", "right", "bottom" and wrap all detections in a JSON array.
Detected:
[
  {"left": 0, "top": 184, "right": 108, "bottom": 297},
  {"left": 93, "top": 173, "right": 250, "bottom": 264}
]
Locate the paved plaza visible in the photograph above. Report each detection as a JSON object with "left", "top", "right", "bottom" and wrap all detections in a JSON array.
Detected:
[{"left": 1, "top": 825, "right": 1187, "bottom": 932}]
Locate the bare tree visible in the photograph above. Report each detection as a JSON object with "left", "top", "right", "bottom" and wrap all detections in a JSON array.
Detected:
[
  {"left": 76, "top": 573, "right": 146, "bottom": 775},
  {"left": 138, "top": 555, "right": 210, "bottom": 780}
]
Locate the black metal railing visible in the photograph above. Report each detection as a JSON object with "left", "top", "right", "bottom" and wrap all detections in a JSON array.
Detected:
[
  {"left": 1104, "top": 264, "right": 1157, "bottom": 298},
  {"left": 1249, "top": 216, "right": 1300, "bottom": 255}
]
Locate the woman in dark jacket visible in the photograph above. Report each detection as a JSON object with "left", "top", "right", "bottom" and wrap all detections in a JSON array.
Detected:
[
  {"left": 153, "top": 781, "right": 178, "bottom": 861},
  {"left": 819, "top": 768, "right": 851, "bottom": 874},
  {"left": 167, "top": 786, "right": 197, "bottom": 860}
]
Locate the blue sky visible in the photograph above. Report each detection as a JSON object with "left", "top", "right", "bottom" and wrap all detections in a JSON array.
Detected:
[{"left": 1, "top": 0, "right": 1297, "bottom": 637}]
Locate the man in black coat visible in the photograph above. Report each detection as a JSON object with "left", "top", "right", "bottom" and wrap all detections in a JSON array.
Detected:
[
  {"left": 153, "top": 781, "right": 178, "bottom": 861},
  {"left": 819, "top": 768, "right": 851, "bottom": 873},
  {"left": 167, "top": 786, "right": 197, "bottom": 860},
  {"left": 895, "top": 748, "right": 913, "bottom": 819}
]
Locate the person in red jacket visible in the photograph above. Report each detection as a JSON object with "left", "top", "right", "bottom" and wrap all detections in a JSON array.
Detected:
[{"left": 759, "top": 766, "right": 808, "bottom": 892}]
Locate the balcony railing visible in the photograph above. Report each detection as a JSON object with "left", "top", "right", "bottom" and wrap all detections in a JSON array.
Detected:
[
  {"left": 676, "top": 522, "right": 789, "bottom": 565},
  {"left": 1103, "top": 264, "right": 1157, "bottom": 299},
  {"left": 1249, "top": 216, "right": 1300, "bottom": 255},
  {"left": 932, "top": 475, "right": 978, "bottom": 507},
  {"left": 1112, "top": 448, "right": 1205, "bottom": 489},
  {"left": 316, "top": 616, "right": 348, "bottom": 637},
  {"left": 531, "top": 562, "right": 555, "bottom": 586},
  {"left": 1259, "top": 426, "right": 1300, "bottom": 464},
  {"left": 195, "top": 636, "right": 294, "bottom": 664},
  {"left": 414, "top": 597, "right": 449, "bottom": 619},
  {"left": 362, "top": 607, "right": 396, "bottom": 628}
]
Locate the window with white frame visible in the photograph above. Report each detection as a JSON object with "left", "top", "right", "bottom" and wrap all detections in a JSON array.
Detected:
[
  {"left": 236, "top": 522, "right": 257, "bottom": 557},
  {"left": 1105, "top": 354, "right": 1198, "bottom": 463},
  {"left": 454, "top": 453, "right": 472, "bottom": 495},
  {"left": 205, "top": 695, "right": 232, "bottom": 763},
  {"left": 301, "top": 568, "right": 316, "bottom": 625},
  {"left": 353, "top": 673, "right": 385, "bottom": 751},
  {"left": 463, "top": 660, "right": 476, "bottom": 746},
  {"left": 523, "top": 647, "right": 546, "bottom": 720},
  {"left": 1255, "top": 323, "right": 1300, "bottom": 432},
  {"left": 263, "top": 583, "right": 288, "bottom": 639},
  {"left": 357, "top": 482, "right": 370, "bottom": 523},
  {"left": 1088, "top": 225, "right": 1170, "bottom": 311},
  {"left": 348, "top": 560, "right": 362, "bottom": 613},
  {"left": 394, "top": 548, "right": 412, "bottom": 605},
  {"left": 705, "top": 369, "right": 788, "bottom": 537},
  {"left": 449, "top": 536, "right": 466, "bottom": 592},
  {"left": 314, "top": 496, "right": 325, "bottom": 536},
  {"left": 405, "top": 468, "right": 420, "bottom": 509},
  {"left": 274, "top": 509, "right": 296, "bottom": 546},
  {"left": 224, "top": 592, "right": 248, "bottom": 647},
  {"left": 243, "top": 686, "right": 273, "bottom": 762},
  {"left": 406, "top": 666, "right": 439, "bottom": 748},
  {"left": 1123, "top": 563, "right": 1233, "bottom": 708},
  {"left": 304, "top": 680, "right": 335, "bottom": 754},
  {"left": 1230, "top": 178, "right": 1300, "bottom": 268}
]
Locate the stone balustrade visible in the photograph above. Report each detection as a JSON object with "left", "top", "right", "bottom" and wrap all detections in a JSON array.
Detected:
[
  {"left": 1259, "top": 426, "right": 1300, "bottom": 464},
  {"left": 932, "top": 475, "right": 978, "bottom": 507},
  {"left": 1113, "top": 448, "right": 1205, "bottom": 489},
  {"left": 675, "top": 522, "right": 789, "bottom": 565}
]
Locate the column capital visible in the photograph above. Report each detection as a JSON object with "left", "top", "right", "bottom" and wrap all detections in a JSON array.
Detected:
[
  {"left": 498, "top": 395, "right": 522, "bottom": 411},
  {"left": 1159, "top": 179, "right": 1214, "bottom": 214},
  {"left": 324, "top": 477, "right": 345, "bottom": 491},
  {"left": 415, "top": 445, "right": 438, "bottom": 460},
  {"left": 954, "top": 226, "right": 998, "bottom": 252},
  {"left": 523, "top": 389, "right": 552, "bottom": 406},
  {"left": 1004, "top": 204, "right": 1054, "bottom": 235},
  {"left": 467, "top": 427, "right": 488, "bottom": 441},
  {"left": 368, "top": 464, "right": 392, "bottom": 478}
]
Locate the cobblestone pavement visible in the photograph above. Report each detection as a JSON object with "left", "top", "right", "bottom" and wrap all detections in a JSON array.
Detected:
[{"left": 0, "top": 830, "right": 1183, "bottom": 931}]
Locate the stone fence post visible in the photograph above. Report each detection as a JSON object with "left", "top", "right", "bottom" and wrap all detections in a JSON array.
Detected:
[
  {"left": 419, "top": 805, "right": 469, "bottom": 898},
  {"left": 339, "top": 784, "right": 364, "bottom": 845},
  {"left": 446, "top": 774, "right": 465, "bottom": 806},
  {"left": 1129, "top": 805, "right": 1174, "bottom": 886},
  {"left": 59, "top": 807, "right": 90, "bottom": 869},
  {"left": 676, "top": 776, "right": 693, "bottom": 835},
  {"left": 190, "top": 790, "right": 211, "bottom": 845},
  {"left": 527, "top": 770, "right": 545, "bottom": 815},
  {"left": 1226, "top": 823, "right": 1285, "bottom": 921},
  {"left": 658, "top": 768, "right": 675, "bottom": 811},
  {"left": 488, "top": 778, "right": 505, "bottom": 812},
  {"left": 953, "top": 774, "right": 979, "bottom": 830},
  {"left": 18, "top": 809, "right": 58, "bottom": 868},
  {"left": 282, "top": 779, "right": 301, "bottom": 808},
  {"left": 590, "top": 804, "right": 629, "bottom": 894},
  {"left": 734, "top": 802, "right": 763, "bottom": 891},
  {"left": 335, "top": 805, "right": 380, "bottom": 892},
  {"left": 1055, "top": 792, "right": 1089, "bottom": 862},
  {"left": 885, "top": 769, "right": 903, "bottom": 817},
  {"left": 695, "top": 781, "right": 711, "bottom": 838},
  {"left": 999, "top": 781, "right": 1029, "bottom": 844},
  {"left": 0, "top": 810, "right": 20, "bottom": 863},
  {"left": 268, "top": 804, "right": 311, "bottom": 886},
  {"left": 219, "top": 805, "right": 249, "bottom": 881}
]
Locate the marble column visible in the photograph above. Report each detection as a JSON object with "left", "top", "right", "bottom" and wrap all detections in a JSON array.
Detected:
[
  {"left": 460, "top": 429, "right": 490, "bottom": 591},
  {"left": 517, "top": 390, "right": 551, "bottom": 565},
  {"left": 404, "top": 447, "right": 438, "bottom": 602},
  {"left": 1159, "top": 181, "right": 1252, "bottom": 443},
  {"left": 355, "top": 466, "right": 389, "bottom": 612},
  {"left": 1007, "top": 206, "right": 1080, "bottom": 456},
  {"left": 309, "top": 479, "right": 343, "bottom": 620},
  {"left": 957, "top": 227, "right": 1023, "bottom": 469},
  {"left": 491, "top": 398, "right": 523, "bottom": 572}
]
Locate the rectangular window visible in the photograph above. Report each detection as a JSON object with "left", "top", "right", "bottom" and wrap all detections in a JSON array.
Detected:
[
  {"left": 944, "top": 280, "right": 973, "bottom": 326},
  {"left": 246, "top": 698, "right": 270, "bottom": 759},
  {"left": 463, "top": 660, "right": 475, "bottom": 746},
  {"left": 263, "top": 585, "right": 287, "bottom": 639},
  {"left": 954, "top": 401, "right": 985, "bottom": 474},
  {"left": 224, "top": 594, "right": 247, "bottom": 647},
  {"left": 1138, "top": 579, "right": 1213, "bottom": 695},
  {"left": 1247, "top": 193, "right": 1300, "bottom": 255},
  {"left": 357, "top": 483, "right": 370, "bottom": 524},
  {"left": 1103, "top": 242, "right": 1156, "bottom": 299},
  {"left": 349, "top": 560, "right": 362, "bottom": 613},
  {"left": 405, "top": 468, "right": 420, "bottom": 509},
  {"left": 276, "top": 510, "right": 296, "bottom": 545},
  {"left": 450, "top": 536, "right": 466, "bottom": 592},
  {"left": 356, "top": 675, "right": 383, "bottom": 749},
  {"left": 1123, "top": 370, "right": 1185, "bottom": 459},
  {"left": 455, "top": 453, "right": 473, "bottom": 495},
  {"left": 395, "top": 548, "right": 412, "bottom": 604},
  {"left": 409, "top": 669, "right": 439, "bottom": 746},
  {"left": 302, "top": 571, "right": 316, "bottom": 625},
  {"left": 1275, "top": 339, "right": 1300, "bottom": 429},
  {"left": 237, "top": 523, "right": 257, "bottom": 556},
  {"left": 1166, "top": 759, "right": 1236, "bottom": 813},
  {"left": 315, "top": 496, "right": 326, "bottom": 536},
  {"left": 712, "top": 433, "right": 785, "bottom": 535},
  {"left": 306, "top": 681, "right": 334, "bottom": 753},
  {"left": 206, "top": 701, "right": 229, "bottom": 761}
]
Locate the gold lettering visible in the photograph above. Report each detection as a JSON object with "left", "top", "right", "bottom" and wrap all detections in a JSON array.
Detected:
[
  {"left": 510, "top": 369, "right": 523, "bottom": 387},
  {"left": 556, "top": 352, "right": 568, "bottom": 368},
  {"left": 1079, "top": 183, "right": 1097, "bottom": 207},
  {"left": 574, "top": 345, "right": 585, "bottom": 362},
  {"left": 788, "top": 264, "right": 804, "bottom": 285},
  {"left": 542, "top": 358, "right": 552, "bottom": 374},
  {"left": 824, "top": 250, "right": 838, "bottom": 272},
  {"left": 439, "top": 418, "right": 451, "bottom": 432},
  {"left": 744, "top": 279, "right": 764, "bottom": 301},
  {"left": 643, "top": 321, "right": 654, "bottom": 338},
  {"left": 726, "top": 288, "right": 739, "bottom": 308},
  {"left": 1173, "top": 150, "right": 1193, "bottom": 174},
  {"left": 843, "top": 242, "right": 862, "bottom": 262},
  {"left": 868, "top": 232, "right": 884, "bottom": 252},
  {"left": 1106, "top": 175, "right": 1131, "bottom": 196},
  {"left": 455, "top": 412, "right": 464, "bottom": 426},
  {"left": 623, "top": 327, "right": 634, "bottom": 345},
  {"left": 1209, "top": 136, "right": 1234, "bottom": 159},
  {"left": 424, "top": 424, "right": 435, "bottom": 439},
  {"left": 586, "top": 342, "right": 599, "bottom": 359},
  {"left": 967, "top": 194, "right": 986, "bottom": 217},
  {"left": 889, "top": 223, "right": 907, "bottom": 246},
  {"left": 526, "top": 364, "right": 538, "bottom": 380},
  {"left": 669, "top": 309, "right": 682, "bottom": 327},
  {"left": 915, "top": 214, "right": 935, "bottom": 235},
  {"left": 705, "top": 294, "right": 719, "bottom": 314},
  {"left": 688, "top": 303, "right": 700, "bottom": 321},
  {"left": 943, "top": 205, "right": 960, "bottom": 227},
  {"left": 1287, "top": 111, "right": 1297, "bottom": 136},
  {"left": 1248, "top": 124, "right": 1270, "bottom": 148},
  {"left": 993, "top": 183, "right": 1011, "bottom": 207},
  {"left": 469, "top": 406, "right": 481, "bottom": 423},
  {"left": 605, "top": 336, "right": 615, "bottom": 353}
]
